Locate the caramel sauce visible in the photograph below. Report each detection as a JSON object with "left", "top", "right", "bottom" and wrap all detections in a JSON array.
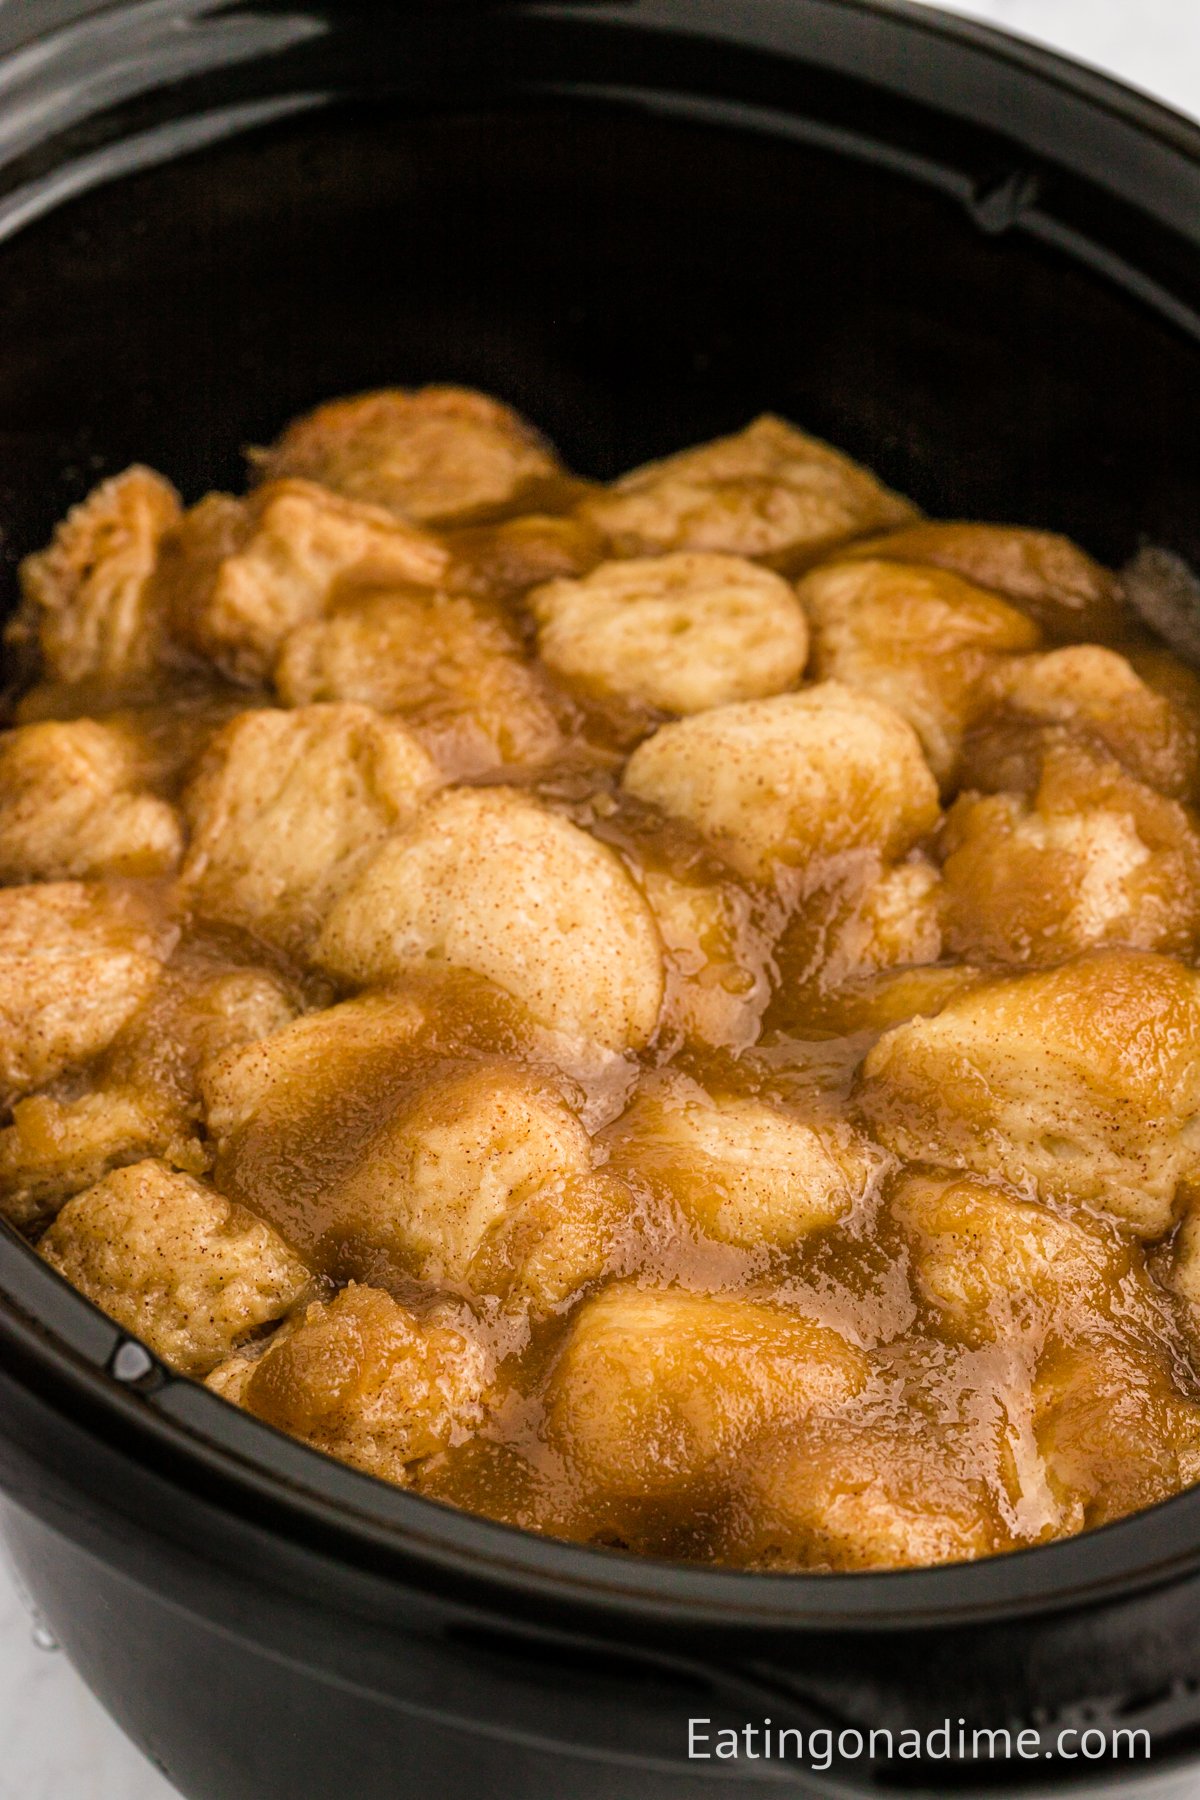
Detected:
[{"left": 12, "top": 397, "right": 1200, "bottom": 1571}]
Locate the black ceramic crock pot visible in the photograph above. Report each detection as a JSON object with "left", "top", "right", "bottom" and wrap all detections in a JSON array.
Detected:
[{"left": 2, "top": 3, "right": 1200, "bottom": 1795}]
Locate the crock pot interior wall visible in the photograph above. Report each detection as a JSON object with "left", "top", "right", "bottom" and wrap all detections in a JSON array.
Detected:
[{"left": 0, "top": 94, "right": 1198, "bottom": 605}]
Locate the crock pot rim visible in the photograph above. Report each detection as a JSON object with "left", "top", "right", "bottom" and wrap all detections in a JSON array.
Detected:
[
  {"left": 7, "top": 1207, "right": 1200, "bottom": 1636},
  {"left": 551, "top": 0, "right": 1200, "bottom": 161},
  {"left": 3, "top": 0, "right": 1200, "bottom": 1636}
]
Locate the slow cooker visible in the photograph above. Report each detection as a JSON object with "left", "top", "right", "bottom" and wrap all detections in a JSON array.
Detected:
[{"left": 2, "top": 2, "right": 1200, "bottom": 1795}]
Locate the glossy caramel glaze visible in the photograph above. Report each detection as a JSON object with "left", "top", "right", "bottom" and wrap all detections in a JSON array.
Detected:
[{"left": 9, "top": 390, "right": 1200, "bottom": 1572}]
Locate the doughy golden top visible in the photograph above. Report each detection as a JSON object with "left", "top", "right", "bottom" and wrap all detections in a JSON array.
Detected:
[{"left": 10, "top": 387, "right": 1200, "bottom": 1571}]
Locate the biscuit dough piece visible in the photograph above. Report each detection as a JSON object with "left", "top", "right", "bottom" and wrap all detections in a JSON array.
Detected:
[
  {"left": 165, "top": 480, "right": 449, "bottom": 682},
  {"left": 9, "top": 685, "right": 262, "bottom": 800},
  {"left": 326, "top": 1063, "right": 593, "bottom": 1286},
  {"left": 531, "top": 553, "right": 809, "bottom": 715},
  {"left": 316, "top": 1058, "right": 636, "bottom": 1317},
  {"left": 466, "top": 1171, "right": 638, "bottom": 1315},
  {"left": 104, "top": 961, "right": 299, "bottom": 1108},
  {"left": 201, "top": 989, "right": 433, "bottom": 1153},
  {"left": 547, "top": 1285, "right": 868, "bottom": 1505},
  {"left": 606, "top": 1074, "right": 882, "bottom": 1248},
  {"left": 622, "top": 684, "right": 939, "bottom": 882},
  {"left": 255, "top": 386, "right": 562, "bottom": 526},
  {"left": 39, "top": 1159, "right": 314, "bottom": 1376},
  {"left": 317, "top": 787, "right": 664, "bottom": 1050},
  {"left": 14, "top": 467, "right": 182, "bottom": 682},
  {"left": 579, "top": 416, "right": 916, "bottom": 568},
  {"left": 200, "top": 984, "right": 532, "bottom": 1264},
  {"left": 939, "top": 745, "right": 1200, "bottom": 966},
  {"left": 1132, "top": 650, "right": 1200, "bottom": 777},
  {"left": 801, "top": 557, "right": 1039, "bottom": 779},
  {"left": 860, "top": 950, "right": 1200, "bottom": 1236},
  {"left": 778, "top": 855, "right": 944, "bottom": 996},
  {"left": 980, "top": 645, "right": 1200, "bottom": 800},
  {"left": 782, "top": 964, "right": 985, "bottom": 1039},
  {"left": 640, "top": 868, "right": 772, "bottom": 1051},
  {"left": 745, "top": 1416, "right": 1007, "bottom": 1570},
  {"left": 0, "top": 1090, "right": 202, "bottom": 1230},
  {"left": 275, "top": 590, "right": 561, "bottom": 777},
  {"left": 837, "top": 859, "right": 945, "bottom": 971},
  {"left": 182, "top": 705, "right": 441, "bottom": 955},
  {"left": 0, "top": 883, "right": 169, "bottom": 1104},
  {"left": 1034, "top": 1338, "right": 1200, "bottom": 1528},
  {"left": 208, "top": 1283, "right": 492, "bottom": 1482},
  {"left": 446, "top": 512, "right": 604, "bottom": 600},
  {"left": 844, "top": 521, "right": 1130, "bottom": 643},
  {"left": 0, "top": 960, "right": 298, "bottom": 1229},
  {"left": 893, "top": 1171, "right": 1133, "bottom": 1344},
  {"left": 0, "top": 719, "right": 183, "bottom": 881},
  {"left": 1166, "top": 1207, "right": 1200, "bottom": 1335}
]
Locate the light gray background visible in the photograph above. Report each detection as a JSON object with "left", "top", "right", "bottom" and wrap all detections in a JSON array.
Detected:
[{"left": 2, "top": 4, "right": 1198, "bottom": 1796}]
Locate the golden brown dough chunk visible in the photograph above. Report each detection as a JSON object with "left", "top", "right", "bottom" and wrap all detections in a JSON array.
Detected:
[
  {"left": 606, "top": 1074, "right": 883, "bottom": 1248},
  {"left": 446, "top": 512, "right": 604, "bottom": 600},
  {"left": 1167, "top": 1207, "right": 1200, "bottom": 1335},
  {"left": 317, "top": 788, "right": 664, "bottom": 1050},
  {"left": 201, "top": 988, "right": 432, "bottom": 1156},
  {"left": 0, "top": 719, "right": 182, "bottom": 882},
  {"left": 275, "top": 590, "right": 561, "bottom": 777},
  {"left": 800, "top": 557, "right": 1039, "bottom": 780},
  {"left": 531, "top": 553, "right": 809, "bottom": 715},
  {"left": 0, "top": 1090, "right": 201, "bottom": 1230},
  {"left": 640, "top": 868, "right": 772, "bottom": 1051},
  {"left": 466, "top": 1172, "right": 638, "bottom": 1315},
  {"left": 844, "top": 521, "right": 1130, "bottom": 643},
  {"left": 201, "top": 977, "right": 543, "bottom": 1260},
  {"left": 979, "top": 646, "right": 1200, "bottom": 800},
  {"left": 1132, "top": 648, "right": 1200, "bottom": 776},
  {"left": 203, "top": 980, "right": 607, "bottom": 1301},
  {"left": 778, "top": 854, "right": 944, "bottom": 996},
  {"left": 165, "top": 480, "right": 449, "bottom": 683},
  {"left": 0, "top": 883, "right": 169, "bottom": 1104},
  {"left": 840, "top": 860, "right": 945, "bottom": 970},
  {"left": 860, "top": 950, "right": 1200, "bottom": 1236},
  {"left": 181, "top": 705, "right": 441, "bottom": 955},
  {"left": 622, "top": 684, "right": 940, "bottom": 882},
  {"left": 9, "top": 684, "right": 261, "bottom": 803},
  {"left": 254, "top": 386, "right": 562, "bottom": 526},
  {"left": 939, "top": 746, "right": 1200, "bottom": 966},
  {"left": 547, "top": 1285, "right": 867, "bottom": 1511},
  {"left": 744, "top": 1417, "right": 1007, "bottom": 1570},
  {"left": 579, "top": 416, "right": 915, "bottom": 568},
  {"left": 39, "top": 1160, "right": 313, "bottom": 1376},
  {"left": 325, "top": 1063, "right": 593, "bottom": 1286},
  {"left": 781, "top": 963, "right": 985, "bottom": 1039},
  {"left": 893, "top": 1171, "right": 1134, "bottom": 1344},
  {"left": 14, "top": 468, "right": 182, "bottom": 682},
  {"left": 201, "top": 990, "right": 453, "bottom": 1271},
  {"left": 103, "top": 960, "right": 299, "bottom": 1106},
  {"left": 0, "top": 960, "right": 297, "bottom": 1230},
  {"left": 208, "top": 1283, "right": 492, "bottom": 1482},
  {"left": 1034, "top": 1338, "right": 1200, "bottom": 1529}
]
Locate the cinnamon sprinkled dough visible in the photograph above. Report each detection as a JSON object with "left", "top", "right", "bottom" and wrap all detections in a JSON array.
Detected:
[{"left": 10, "top": 397, "right": 1200, "bottom": 1571}]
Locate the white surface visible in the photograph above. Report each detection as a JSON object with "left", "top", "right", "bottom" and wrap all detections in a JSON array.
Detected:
[
  {"left": 0, "top": 1554, "right": 174, "bottom": 1800},
  {"left": 2, "top": 4, "right": 1200, "bottom": 1797},
  {"left": 914, "top": 0, "right": 1200, "bottom": 120}
]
